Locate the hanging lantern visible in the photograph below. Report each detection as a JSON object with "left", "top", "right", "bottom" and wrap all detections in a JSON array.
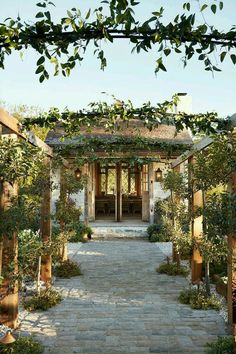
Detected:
[
  {"left": 155, "top": 168, "right": 162, "bottom": 182},
  {"left": 74, "top": 168, "right": 81, "bottom": 180},
  {"left": 0, "top": 330, "right": 16, "bottom": 344}
]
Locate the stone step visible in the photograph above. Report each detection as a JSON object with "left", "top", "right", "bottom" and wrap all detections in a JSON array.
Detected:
[{"left": 91, "top": 226, "right": 148, "bottom": 240}]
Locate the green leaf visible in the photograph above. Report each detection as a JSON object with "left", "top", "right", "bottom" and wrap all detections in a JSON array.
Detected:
[
  {"left": 39, "top": 74, "right": 45, "bottom": 83},
  {"left": 37, "top": 56, "right": 45, "bottom": 66},
  {"left": 211, "top": 4, "right": 217, "bottom": 14},
  {"left": 219, "top": 2, "right": 224, "bottom": 10},
  {"left": 231, "top": 54, "right": 236, "bottom": 65},
  {"left": 212, "top": 66, "right": 221, "bottom": 72},
  {"left": 36, "top": 2, "right": 46, "bottom": 8},
  {"left": 200, "top": 4, "right": 208, "bottom": 12},
  {"left": 35, "top": 12, "right": 44, "bottom": 18},
  {"left": 164, "top": 48, "right": 171, "bottom": 56},
  {"left": 35, "top": 65, "right": 44, "bottom": 74},
  {"left": 85, "top": 9, "right": 91, "bottom": 19},
  {"left": 220, "top": 51, "right": 226, "bottom": 63}
]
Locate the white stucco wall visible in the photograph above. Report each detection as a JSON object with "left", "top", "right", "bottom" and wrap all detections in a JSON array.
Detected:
[
  {"left": 71, "top": 190, "right": 85, "bottom": 221},
  {"left": 51, "top": 168, "right": 85, "bottom": 221},
  {"left": 51, "top": 168, "right": 60, "bottom": 214},
  {"left": 153, "top": 162, "right": 170, "bottom": 202}
]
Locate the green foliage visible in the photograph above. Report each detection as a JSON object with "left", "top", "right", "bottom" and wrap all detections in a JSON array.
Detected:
[
  {"left": 22, "top": 98, "right": 223, "bottom": 136},
  {"left": 192, "top": 134, "right": 235, "bottom": 191},
  {"left": 54, "top": 259, "right": 82, "bottom": 278},
  {"left": 55, "top": 198, "right": 82, "bottom": 226},
  {"left": 147, "top": 223, "right": 170, "bottom": 242},
  {"left": 68, "top": 223, "right": 93, "bottom": 242},
  {"left": 149, "top": 232, "right": 169, "bottom": 243},
  {"left": 157, "top": 262, "right": 189, "bottom": 276},
  {"left": 0, "top": 336, "right": 44, "bottom": 354},
  {"left": 0, "top": 138, "right": 43, "bottom": 183},
  {"left": 178, "top": 288, "right": 221, "bottom": 310},
  {"left": 205, "top": 336, "right": 234, "bottom": 354},
  {"left": 147, "top": 223, "right": 162, "bottom": 237},
  {"left": 162, "top": 170, "right": 187, "bottom": 198},
  {"left": 18, "top": 230, "right": 42, "bottom": 280},
  {"left": 23, "top": 288, "right": 62, "bottom": 311},
  {"left": 0, "top": 0, "right": 233, "bottom": 80}
]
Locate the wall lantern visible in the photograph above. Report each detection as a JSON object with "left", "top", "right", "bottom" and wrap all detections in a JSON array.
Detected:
[
  {"left": 155, "top": 168, "right": 162, "bottom": 182},
  {"left": 74, "top": 168, "right": 82, "bottom": 180},
  {"left": 0, "top": 330, "right": 16, "bottom": 344}
]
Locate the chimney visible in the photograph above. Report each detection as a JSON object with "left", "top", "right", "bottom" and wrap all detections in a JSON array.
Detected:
[{"left": 175, "top": 93, "right": 192, "bottom": 114}]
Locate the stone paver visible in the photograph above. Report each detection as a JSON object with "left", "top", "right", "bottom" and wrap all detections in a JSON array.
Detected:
[{"left": 20, "top": 240, "right": 227, "bottom": 354}]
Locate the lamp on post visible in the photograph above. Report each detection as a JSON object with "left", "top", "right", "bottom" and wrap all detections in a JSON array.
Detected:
[
  {"left": 74, "top": 168, "right": 81, "bottom": 180},
  {"left": 155, "top": 168, "right": 162, "bottom": 182}
]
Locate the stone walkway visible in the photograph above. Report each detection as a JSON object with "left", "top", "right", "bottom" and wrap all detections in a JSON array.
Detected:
[{"left": 20, "top": 240, "right": 227, "bottom": 354}]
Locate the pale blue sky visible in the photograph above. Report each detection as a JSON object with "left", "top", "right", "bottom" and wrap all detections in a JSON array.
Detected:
[{"left": 0, "top": 0, "right": 235, "bottom": 117}]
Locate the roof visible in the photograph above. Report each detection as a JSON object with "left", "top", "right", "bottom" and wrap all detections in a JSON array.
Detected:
[{"left": 45, "top": 120, "right": 193, "bottom": 147}]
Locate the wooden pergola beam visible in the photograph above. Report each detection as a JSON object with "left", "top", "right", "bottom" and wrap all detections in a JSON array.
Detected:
[
  {"left": 171, "top": 137, "right": 213, "bottom": 168},
  {"left": 0, "top": 107, "right": 53, "bottom": 157},
  {"left": 171, "top": 113, "right": 236, "bottom": 169}
]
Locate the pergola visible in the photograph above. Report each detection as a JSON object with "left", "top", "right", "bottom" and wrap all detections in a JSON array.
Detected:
[{"left": 1, "top": 106, "right": 236, "bottom": 339}]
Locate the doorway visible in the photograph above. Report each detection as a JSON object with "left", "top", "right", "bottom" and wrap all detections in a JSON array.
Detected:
[{"left": 94, "top": 162, "right": 148, "bottom": 221}]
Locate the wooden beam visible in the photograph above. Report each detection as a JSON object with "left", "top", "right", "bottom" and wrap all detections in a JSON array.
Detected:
[
  {"left": 0, "top": 107, "right": 53, "bottom": 157},
  {"left": 116, "top": 163, "right": 122, "bottom": 222},
  {"left": 188, "top": 157, "right": 203, "bottom": 283},
  {"left": 227, "top": 171, "right": 236, "bottom": 329},
  {"left": 40, "top": 159, "right": 52, "bottom": 286},
  {"left": 0, "top": 182, "right": 19, "bottom": 329},
  {"left": 171, "top": 137, "right": 213, "bottom": 169}
]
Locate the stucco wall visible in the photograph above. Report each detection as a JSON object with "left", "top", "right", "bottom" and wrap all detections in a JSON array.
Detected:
[{"left": 51, "top": 168, "right": 85, "bottom": 221}]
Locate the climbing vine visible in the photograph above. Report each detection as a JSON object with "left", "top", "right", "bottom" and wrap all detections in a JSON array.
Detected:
[{"left": 0, "top": 0, "right": 235, "bottom": 80}]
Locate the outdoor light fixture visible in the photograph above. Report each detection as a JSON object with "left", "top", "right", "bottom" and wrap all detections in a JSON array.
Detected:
[
  {"left": 74, "top": 168, "right": 81, "bottom": 180},
  {"left": 155, "top": 168, "right": 162, "bottom": 182},
  {"left": 0, "top": 330, "right": 16, "bottom": 344}
]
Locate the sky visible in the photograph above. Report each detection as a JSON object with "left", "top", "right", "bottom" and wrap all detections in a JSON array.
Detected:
[{"left": 0, "top": 0, "right": 236, "bottom": 117}]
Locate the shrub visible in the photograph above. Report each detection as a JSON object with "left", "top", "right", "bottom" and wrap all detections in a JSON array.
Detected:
[
  {"left": 178, "top": 288, "right": 221, "bottom": 310},
  {"left": 157, "top": 262, "right": 189, "bottom": 276},
  {"left": 205, "top": 336, "right": 234, "bottom": 354},
  {"left": 149, "top": 232, "right": 169, "bottom": 242},
  {"left": 54, "top": 259, "right": 82, "bottom": 278},
  {"left": 147, "top": 223, "right": 162, "bottom": 238},
  {"left": 23, "top": 288, "right": 62, "bottom": 311},
  {"left": 147, "top": 223, "right": 170, "bottom": 242},
  {"left": 0, "top": 336, "right": 44, "bottom": 354},
  {"left": 69, "top": 223, "right": 93, "bottom": 242}
]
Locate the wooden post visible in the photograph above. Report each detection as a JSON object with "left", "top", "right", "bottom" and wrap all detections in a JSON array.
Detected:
[
  {"left": 59, "top": 167, "right": 68, "bottom": 261},
  {"left": 188, "top": 157, "right": 203, "bottom": 283},
  {"left": 227, "top": 171, "right": 236, "bottom": 331},
  {"left": 83, "top": 164, "right": 89, "bottom": 225},
  {"left": 41, "top": 159, "right": 52, "bottom": 286},
  {"left": 172, "top": 165, "right": 181, "bottom": 263},
  {"left": 116, "top": 163, "right": 122, "bottom": 222},
  {"left": 0, "top": 181, "right": 18, "bottom": 329}
]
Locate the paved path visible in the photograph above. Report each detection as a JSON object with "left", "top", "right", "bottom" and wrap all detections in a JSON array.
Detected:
[{"left": 20, "top": 240, "right": 227, "bottom": 354}]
